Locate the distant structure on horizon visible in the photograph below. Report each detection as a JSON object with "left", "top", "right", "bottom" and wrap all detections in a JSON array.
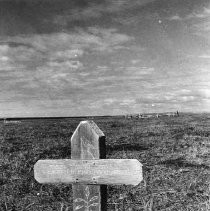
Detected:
[
  {"left": 125, "top": 111, "right": 179, "bottom": 119},
  {"left": 3, "top": 118, "right": 21, "bottom": 124}
]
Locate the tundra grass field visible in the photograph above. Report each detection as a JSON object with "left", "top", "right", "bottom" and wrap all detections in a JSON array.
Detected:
[{"left": 0, "top": 113, "right": 210, "bottom": 211}]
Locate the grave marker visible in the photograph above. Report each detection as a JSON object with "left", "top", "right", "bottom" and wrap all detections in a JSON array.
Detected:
[{"left": 34, "top": 121, "right": 143, "bottom": 211}]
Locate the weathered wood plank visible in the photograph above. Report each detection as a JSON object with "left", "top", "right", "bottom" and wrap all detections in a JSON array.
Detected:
[
  {"left": 33, "top": 120, "right": 144, "bottom": 211},
  {"left": 71, "top": 121, "right": 106, "bottom": 211},
  {"left": 34, "top": 159, "right": 142, "bottom": 185}
]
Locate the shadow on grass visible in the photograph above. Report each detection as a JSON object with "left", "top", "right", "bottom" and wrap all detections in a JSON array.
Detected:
[
  {"left": 107, "top": 143, "right": 149, "bottom": 151},
  {"left": 160, "top": 157, "right": 210, "bottom": 169}
]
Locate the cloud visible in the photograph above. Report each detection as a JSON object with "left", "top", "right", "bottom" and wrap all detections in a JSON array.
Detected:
[
  {"left": 190, "top": 5, "right": 210, "bottom": 34},
  {"left": 0, "top": 41, "right": 33, "bottom": 48},
  {"left": 198, "top": 54, "right": 210, "bottom": 59},
  {"left": 0, "top": 26, "right": 134, "bottom": 106},
  {"left": 1, "top": 0, "right": 210, "bottom": 116},
  {"left": 168, "top": 15, "right": 182, "bottom": 21},
  {"left": 86, "top": 97, "right": 138, "bottom": 114},
  {"left": 0, "top": 0, "right": 156, "bottom": 37},
  {"left": 199, "top": 89, "right": 210, "bottom": 99},
  {"left": 3, "top": 27, "right": 133, "bottom": 55},
  {"left": 52, "top": 5, "right": 103, "bottom": 26},
  {"left": 131, "top": 59, "right": 141, "bottom": 65},
  {"left": 167, "top": 4, "right": 210, "bottom": 42},
  {"left": 104, "top": 0, "right": 155, "bottom": 14},
  {"left": 50, "top": 0, "right": 155, "bottom": 26},
  {"left": 125, "top": 66, "right": 154, "bottom": 75},
  {"left": 85, "top": 27, "right": 134, "bottom": 52},
  {"left": 119, "top": 98, "right": 136, "bottom": 106},
  {"left": 186, "top": 6, "right": 210, "bottom": 19},
  {"left": 139, "top": 95, "right": 191, "bottom": 107},
  {"left": 192, "top": 20, "right": 210, "bottom": 41},
  {"left": 0, "top": 44, "right": 24, "bottom": 71},
  {"left": 166, "top": 3, "right": 210, "bottom": 23},
  {"left": 0, "top": 42, "right": 41, "bottom": 71},
  {"left": 103, "top": 98, "right": 116, "bottom": 105},
  {"left": 1, "top": 26, "right": 132, "bottom": 67},
  {"left": 50, "top": 49, "right": 84, "bottom": 61},
  {"left": 35, "top": 60, "right": 83, "bottom": 88}
]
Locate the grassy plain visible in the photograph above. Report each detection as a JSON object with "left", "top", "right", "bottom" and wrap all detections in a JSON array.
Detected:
[{"left": 0, "top": 113, "right": 209, "bottom": 210}]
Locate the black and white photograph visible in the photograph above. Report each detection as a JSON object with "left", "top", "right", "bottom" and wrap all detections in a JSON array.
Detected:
[{"left": 0, "top": 0, "right": 210, "bottom": 210}]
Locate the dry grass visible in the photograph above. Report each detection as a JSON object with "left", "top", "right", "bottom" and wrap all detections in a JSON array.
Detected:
[{"left": 0, "top": 113, "right": 209, "bottom": 210}]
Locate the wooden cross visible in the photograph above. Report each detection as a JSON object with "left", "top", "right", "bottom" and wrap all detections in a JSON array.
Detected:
[{"left": 34, "top": 121, "right": 143, "bottom": 211}]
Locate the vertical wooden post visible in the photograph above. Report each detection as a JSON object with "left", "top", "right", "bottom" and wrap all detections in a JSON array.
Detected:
[
  {"left": 34, "top": 120, "right": 143, "bottom": 210},
  {"left": 71, "top": 121, "right": 106, "bottom": 211}
]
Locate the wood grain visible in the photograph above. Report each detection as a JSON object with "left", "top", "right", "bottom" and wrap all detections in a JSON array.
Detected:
[
  {"left": 33, "top": 120, "right": 143, "bottom": 211},
  {"left": 71, "top": 121, "right": 106, "bottom": 211},
  {"left": 34, "top": 159, "right": 142, "bottom": 185}
]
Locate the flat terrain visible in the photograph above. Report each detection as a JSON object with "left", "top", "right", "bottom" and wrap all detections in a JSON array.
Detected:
[{"left": 0, "top": 113, "right": 210, "bottom": 210}]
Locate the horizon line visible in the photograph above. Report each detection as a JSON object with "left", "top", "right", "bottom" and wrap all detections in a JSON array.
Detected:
[{"left": 1, "top": 111, "right": 210, "bottom": 120}]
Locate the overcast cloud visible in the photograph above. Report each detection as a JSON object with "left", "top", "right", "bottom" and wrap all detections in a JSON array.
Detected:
[{"left": 0, "top": 0, "right": 210, "bottom": 117}]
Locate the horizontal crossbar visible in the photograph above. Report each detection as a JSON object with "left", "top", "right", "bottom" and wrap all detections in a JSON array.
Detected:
[{"left": 34, "top": 159, "right": 143, "bottom": 186}]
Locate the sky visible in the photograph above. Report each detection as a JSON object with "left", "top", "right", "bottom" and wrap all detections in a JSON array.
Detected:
[{"left": 0, "top": 0, "right": 210, "bottom": 117}]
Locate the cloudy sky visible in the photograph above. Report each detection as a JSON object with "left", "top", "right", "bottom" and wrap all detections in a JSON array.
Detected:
[{"left": 0, "top": 0, "right": 210, "bottom": 117}]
